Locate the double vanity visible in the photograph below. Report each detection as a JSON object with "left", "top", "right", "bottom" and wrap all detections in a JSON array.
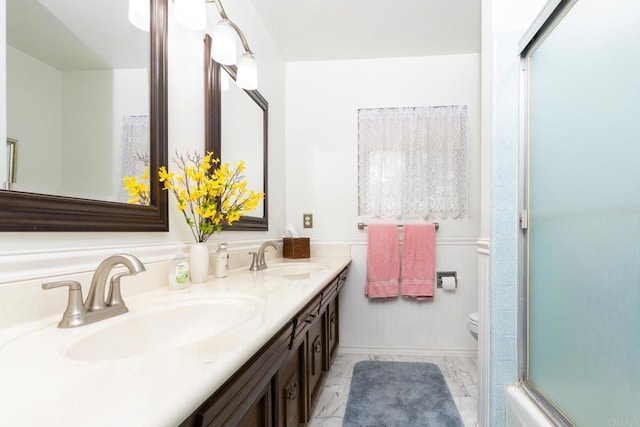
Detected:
[{"left": 0, "top": 254, "right": 351, "bottom": 426}]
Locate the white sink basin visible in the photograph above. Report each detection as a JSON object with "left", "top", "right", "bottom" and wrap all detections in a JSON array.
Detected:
[
  {"left": 265, "top": 262, "right": 327, "bottom": 277},
  {"left": 65, "top": 295, "right": 263, "bottom": 361}
]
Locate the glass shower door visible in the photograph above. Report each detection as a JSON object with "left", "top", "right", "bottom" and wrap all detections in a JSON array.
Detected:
[{"left": 525, "top": 0, "right": 640, "bottom": 425}]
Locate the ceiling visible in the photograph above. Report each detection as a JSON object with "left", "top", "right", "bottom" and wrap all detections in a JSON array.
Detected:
[
  {"left": 7, "top": 0, "right": 480, "bottom": 69},
  {"left": 246, "top": 0, "right": 481, "bottom": 61},
  {"left": 7, "top": 0, "right": 147, "bottom": 71}
]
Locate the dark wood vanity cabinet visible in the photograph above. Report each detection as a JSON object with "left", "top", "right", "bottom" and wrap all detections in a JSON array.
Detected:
[{"left": 182, "top": 265, "right": 349, "bottom": 427}]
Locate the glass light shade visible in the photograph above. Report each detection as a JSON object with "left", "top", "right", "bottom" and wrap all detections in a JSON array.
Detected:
[
  {"left": 174, "top": 0, "right": 206, "bottom": 31},
  {"left": 128, "top": 0, "right": 150, "bottom": 32},
  {"left": 236, "top": 53, "right": 258, "bottom": 90},
  {"left": 210, "top": 20, "right": 237, "bottom": 65}
]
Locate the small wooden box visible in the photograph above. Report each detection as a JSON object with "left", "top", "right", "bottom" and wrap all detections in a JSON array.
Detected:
[{"left": 283, "top": 238, "right": 310, "bottom": 259}]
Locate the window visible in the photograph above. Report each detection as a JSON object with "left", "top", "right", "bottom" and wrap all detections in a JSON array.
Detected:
[{"left": 358, "top": 105, "right": 469, "bottom": 219}]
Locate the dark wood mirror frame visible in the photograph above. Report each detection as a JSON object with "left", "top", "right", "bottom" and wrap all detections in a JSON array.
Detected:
[
  {"left": 0, "top": 0, "right": 168, "bottom": 232},
  {"left": 205, "top": 35, "right": 268, "bottom": 231}
]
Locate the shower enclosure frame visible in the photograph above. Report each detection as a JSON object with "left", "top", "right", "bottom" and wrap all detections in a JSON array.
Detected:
[{"left": 517, "top": 0, "right": 579, "bottom": 425}]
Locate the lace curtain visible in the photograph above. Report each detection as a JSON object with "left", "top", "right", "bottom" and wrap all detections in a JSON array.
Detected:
[
  {"left": 358, "top": 105, "right": 469, "bottom": 219},
  {"left": 118, "top": 115, "right": 149, "bottom": 202}
]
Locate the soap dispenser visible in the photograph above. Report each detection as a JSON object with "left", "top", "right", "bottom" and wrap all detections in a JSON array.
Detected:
[
  {"left": 215, "top": 242, "right": 229, "bottom": 278},
  {"left": 169, "top": 246, "right": 190, "bottom": 290}
]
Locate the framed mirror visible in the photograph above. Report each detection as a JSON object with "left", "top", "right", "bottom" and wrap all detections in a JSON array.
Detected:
[
  {"left": 205, "top": 35, "right": 268, "bottom": 231},
  {"left": 0, "top": 0, "right": 168, "bottom": 231}
]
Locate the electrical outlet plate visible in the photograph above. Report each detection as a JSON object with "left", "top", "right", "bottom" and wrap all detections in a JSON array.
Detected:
[{"left": 303, "top": 213, "right": 313, "bottom": 228}]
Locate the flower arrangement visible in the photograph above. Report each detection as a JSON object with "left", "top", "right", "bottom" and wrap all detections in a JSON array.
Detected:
[
  {"left": 160, "top": 151, "right": 263, "bottom": 242},
  {"left": 124, "top": 151, "right": 264, "bottom": 243}
]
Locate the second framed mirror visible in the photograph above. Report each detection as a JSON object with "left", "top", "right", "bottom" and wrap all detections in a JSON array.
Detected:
[{"left": 204, "top": 34, "right": 268, "bottom": 231}]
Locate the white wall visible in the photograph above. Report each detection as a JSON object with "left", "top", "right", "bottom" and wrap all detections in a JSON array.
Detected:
[
  {"left": 0, "top": 1, "right": 286, "bottom": 273},
  {"left": 6, "top": 45, "right": 63, "bottom": 193},
  {"left": 221, "top": 79, "right": 265, "bottom": 214},
  {"left": 61, "top": 70, "right": 114, "bottom": 199},
  {"left": 285, "top": 55, "right": 481, "bottom": 240},
  {"left": 61, "top": 68, "right": 149, "bottom": 201},
  {"left": 285, "top": 54, "right": 481, "bottom": 351}
]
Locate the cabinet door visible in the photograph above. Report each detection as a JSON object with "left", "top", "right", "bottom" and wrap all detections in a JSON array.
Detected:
[
  {"left": 307, "top": 311, "right": 326, "bottom": 414},
  {"left": 276, "top": 342, "right": 305, "bottom": 427},
  {"left": 327, "top": 296, "right": 339, "bottom": 365},
  {"left": 235, "top": 382, "right": 272, "bottom": 427}
]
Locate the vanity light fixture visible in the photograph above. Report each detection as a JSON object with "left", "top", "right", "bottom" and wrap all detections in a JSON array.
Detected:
[
  {"left": 180, "top": 0, "right": 259, "bottom": 89},
  {"left": 127, "top": 0, "right": 258, "bottom": 89}
]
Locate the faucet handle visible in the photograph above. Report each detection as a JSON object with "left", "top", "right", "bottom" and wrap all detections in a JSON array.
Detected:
[
  {"left": 42, "top": 281, "right": 87, "bottom": 328},
  {"left": 106, "top": 272, "right": 130, "bottom": 309}
]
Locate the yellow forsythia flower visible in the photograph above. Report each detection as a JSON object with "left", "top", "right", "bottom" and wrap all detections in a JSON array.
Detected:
[
  {"left": 122, "top": 167, "right": 151, "bottom": 206},
  {"left": 149, "top": 151, "right": 264, "bottom": 243}
]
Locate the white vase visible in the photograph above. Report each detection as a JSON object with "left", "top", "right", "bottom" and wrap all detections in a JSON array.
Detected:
[{"left": 189, "top": 243, "right": 209, "bottom": 284}]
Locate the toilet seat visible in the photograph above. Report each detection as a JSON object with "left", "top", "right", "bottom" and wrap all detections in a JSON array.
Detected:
[
  {"left": 468, "top": 311, "right": 478, "bottom": 326},
  {"left": 467, "top": 311, "right": 479, "bottom": 335}
]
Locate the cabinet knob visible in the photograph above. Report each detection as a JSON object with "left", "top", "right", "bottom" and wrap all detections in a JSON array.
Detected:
[
  {"left": 330, "top": 311, "right": 337, "bottom": 324},
  {"left": 313, "top": 338, "right": 322, "bottom": 353},
  {"left": 286, "top": 382, "right": 299, "bottom": 400}
]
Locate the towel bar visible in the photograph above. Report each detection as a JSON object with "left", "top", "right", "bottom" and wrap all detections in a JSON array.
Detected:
[{"left": 357, "top": 222, "right": 439, "bottom": 231}]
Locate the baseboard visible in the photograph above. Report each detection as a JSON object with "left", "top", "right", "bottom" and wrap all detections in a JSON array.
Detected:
[{"left": 339, "top": 346, "right": 478, "bottom": 358}]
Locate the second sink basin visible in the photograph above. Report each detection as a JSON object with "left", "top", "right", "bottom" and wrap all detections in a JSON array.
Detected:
[
  {"left": 66, "top": 295, "right": 264, "bottom": 361},
  {"left": 265, "top": 262, "right": 327, "bottom": 277}
]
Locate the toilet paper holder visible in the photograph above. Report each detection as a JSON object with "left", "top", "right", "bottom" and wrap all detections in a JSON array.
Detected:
[{"left": 437, "top": 271, "right": 457, "bottom": 289}]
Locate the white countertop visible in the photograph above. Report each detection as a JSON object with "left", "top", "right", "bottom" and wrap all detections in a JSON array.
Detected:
[{"left": 0, "top": 256, "right": 351, "bottom": 427}]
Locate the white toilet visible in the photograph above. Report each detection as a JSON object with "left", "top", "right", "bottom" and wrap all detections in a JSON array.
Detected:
[{"left": 467, "top": 311, "right": 478, "bottom": 340}]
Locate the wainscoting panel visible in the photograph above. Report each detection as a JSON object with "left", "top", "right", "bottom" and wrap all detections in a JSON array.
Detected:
[{"left": 340, "top": 239, "right": 479, "bottom": 353}]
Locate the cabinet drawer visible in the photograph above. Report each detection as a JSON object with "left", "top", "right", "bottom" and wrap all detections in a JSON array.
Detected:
[{"left": 291, "top": 293, "right": 322, "bottom": 345}]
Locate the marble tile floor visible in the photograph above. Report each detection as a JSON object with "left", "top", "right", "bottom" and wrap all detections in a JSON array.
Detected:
[{"left": 309, "top": 352, "right": 478, "bottom": 427}]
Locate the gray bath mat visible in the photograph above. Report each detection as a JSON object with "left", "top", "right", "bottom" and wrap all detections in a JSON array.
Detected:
[{"left": 343, "top": 361, "right": 464, "bottom": 427}]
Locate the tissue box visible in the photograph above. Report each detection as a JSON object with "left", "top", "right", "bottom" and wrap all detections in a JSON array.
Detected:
[{"left": 283, "top": 238, "right": 310, "bottom": 259}]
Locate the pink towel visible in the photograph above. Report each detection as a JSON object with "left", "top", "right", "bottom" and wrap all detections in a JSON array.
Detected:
[
  {"left": 401, "top": 224, "right": 436, "bottom": 299},
  {"left": 365, "top": 224, "right": 400, "bottom": 298}
]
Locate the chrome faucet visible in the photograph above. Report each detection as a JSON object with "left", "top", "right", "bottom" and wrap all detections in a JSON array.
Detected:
[
  {"left": 249, "top": 241, "right": 280, "bottom": 271},
  {"left": 42, "top": 254, "right": 146, "bottom": 328}
]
